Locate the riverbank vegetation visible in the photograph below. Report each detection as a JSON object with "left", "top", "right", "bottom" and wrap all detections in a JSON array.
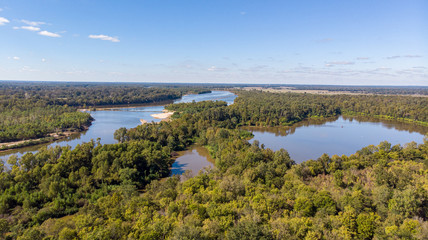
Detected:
[
  {"left": 0, "top": 82, "right": 212, "bottom": 147},
  {"left": 229, "top": 91, "right": 427, "bottom": 126},
  {"left": 0, "top": 102, "right": 92, "bottom": 145},
  {"left": 0, "top": 81, "right": 212, "bottom": 107},
  {"left": 1, "top": 89, "right": 427, "bottom": 239}
]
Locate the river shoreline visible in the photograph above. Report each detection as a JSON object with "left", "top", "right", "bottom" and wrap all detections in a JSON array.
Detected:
[
  {"left": 151, "top": 110, "right": 174, "bottom": 119},
  {"left": 138, "top": 110, "right": 175, "bottom": 124},
  {"left": 1, "top": 106, "right": 174, "bottom": 153},
  {"left": 0, "top": 125, "right": 90, "bottom": 153},
  {"left": 0, "top": 91, "right": 237, "bottom": 160},
  {"left": 78, "top": 99, "right": 175, "bottom": 111}
]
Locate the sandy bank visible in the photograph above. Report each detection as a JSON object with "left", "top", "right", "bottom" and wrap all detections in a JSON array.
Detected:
[
  {"left": 0, "top": 126, "right": 89, "bottom": 152},
  {"left": 151, "top": 110, "right": 174, "bottom": 119}
]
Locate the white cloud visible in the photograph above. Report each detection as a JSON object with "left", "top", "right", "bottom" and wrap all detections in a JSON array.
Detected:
[
  {"left": 374, "top": 67, "right": 391, "bottom": 71},
  {"left": 14, "top": 26, "right": 41, "bottom": 31},
  {"left": 21, "top": 19, "right": 45, "bottom": 26},
  {"left": 41, "top": 58, "right": 46, "bottom": 62},
  {"left": 8, "top": 56, "right": 20, "bottom": 60},
  {"left": 207, "top": 66, "right": 229, "bottom": 72},
  {"left": 38, "top": 30, "right": 61, "bottom": 37},
  {"left": 403, "top": 55, "right": 422, "bottom": 58},
  {"left": 21, "top": 66, "right": 39, "bottom": 72},
  {"left": 325, "top": 61, "right": 355, "bottom": 67},
  {"left": 356, "top": 57, "right": 370, "bottom": 60},
  {"left": 386, "top": 55, "right": 422, "bottom": 60},
  {"left": 386, "top": 56, "right": 400, "bottom": 59},
  {"left": 0, "top": 17, "right": 9, "bottom": 25},
  {"left": 89, "top": 34, "right": 120, "bottom": 42},
  {"left": 24, "top": 26, "right": 40, "bottom": 31}
]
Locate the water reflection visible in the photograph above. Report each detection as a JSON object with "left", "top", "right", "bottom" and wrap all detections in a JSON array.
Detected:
[
  {"left": 342, "top": 116, "right": 428, "bottom": 135},
  {"left": 242, "top": 117, "right": 341, "bottom": 137},
  {"left": 1, "top": 91, "right": 236, "bottom": 165},
  {"left": 246, "top": 116, "right": 427, "bottom": 163},
  {"left": 171, "top": 146, "right": 214, "bottom": 176},
  {"left": 243, "top": 116, "right": 428, "bottom": 137}
]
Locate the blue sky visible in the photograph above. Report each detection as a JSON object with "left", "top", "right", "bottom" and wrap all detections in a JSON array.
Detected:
[{"left": 0, "top": 0, "right": 427, "bottom": 85}]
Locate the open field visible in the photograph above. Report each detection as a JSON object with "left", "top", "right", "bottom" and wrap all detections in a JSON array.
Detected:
[{"left": 242, "top": 86, "right": 428, "bottom": 97}]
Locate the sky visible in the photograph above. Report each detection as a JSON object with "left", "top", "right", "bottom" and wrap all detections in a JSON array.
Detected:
[{"left": 0, "top": 0, "right": 427, "bottom": 85}]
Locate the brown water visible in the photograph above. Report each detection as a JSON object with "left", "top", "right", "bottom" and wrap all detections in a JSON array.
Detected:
[
  {"left": 245, "top": 116, "right": 427, "bottom": 163},
  {"left": 172, "top": 146, "right": 215, "bottom": 176}
]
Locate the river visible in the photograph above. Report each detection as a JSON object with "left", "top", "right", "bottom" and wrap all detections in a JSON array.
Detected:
[
  {"left": 245, "top": 116, "right": 427, "bottom": 163},
  {"left": 2, "top": 92, "right": 427, "bottom": 173},
  {"left": 0, "top": 91, "right": 237, "bottom": 163}
]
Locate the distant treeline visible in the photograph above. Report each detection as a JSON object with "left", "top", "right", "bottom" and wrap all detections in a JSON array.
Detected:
[
  {"left": 0, "top": 82, "right": 212, "bottom": 143},
  {"left": 123, "top": 91, "right": 428, "bottom": 150},
  {"left": 1, "top": 92, "right": 427, "bottom": 239},
  {"left": 284, "top": 85, "right": 428, "bottom": 96},
  {"left": 228, "top": 91, "right": 428, "bottom": 126},
  {"left": 0, "top": 82, "right": 211, "bottom": 107},
  {"left": 4, "top": 81, "right": 426, "bottom": 96}
]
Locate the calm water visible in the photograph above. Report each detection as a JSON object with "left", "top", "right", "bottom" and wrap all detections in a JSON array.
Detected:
[
  {"left": 172, "top": 146, "right": 215, "bottom": 176},
  {"left": 3, "top": 92, "right": 427, "bottom": 173},
  {"left": 246, "top": 116, "right": 427, "bottom": 163},
  {"left": 0, "top": 91, "right": 236, "bottom": 163}
]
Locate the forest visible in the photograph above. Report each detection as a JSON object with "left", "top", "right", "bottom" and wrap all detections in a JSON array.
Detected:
[
  {"left": 280, "top": 85, "right": 428, "bottom": 96},
  {"left": 228, "top": 91, "right": 428, "bottom": 126},
  {"left": 0, "top": 82, "right": 211, "bottom": 148},
  {"left": 0, "top": 86, "right": 427, "bottom": 239},
  {"left": 0, "top": 81, "right": 212, "bottom": 107}
]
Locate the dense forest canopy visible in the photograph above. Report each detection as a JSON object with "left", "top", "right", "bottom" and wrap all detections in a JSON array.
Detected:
[
  {"left": 228, "top": 91, "right": 428, "bottom": 126},
  {"left": 0, "top": 102, "right": 92, "bottom": 144},
  {"left": 0, "top": 81, "right": 211, "bottom": 107},
  {"left": 1, "top": 87, "right": 427, "bottom": 239},
  {"left": 0, "top": 82, "right": 211, "bottom": 145}
]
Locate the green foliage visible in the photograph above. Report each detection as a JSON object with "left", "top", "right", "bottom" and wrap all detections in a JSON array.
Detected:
[
  {"left": 226, "top": 220, "right": 272, "bottom": 240},
  {"left": 165, "top": 100, "right": 227, "bottom": 118},
  {"left": 1, "top": 89, "right": 427, "bottom": 239},
  {"left": 230, "top": 91, "right": 428, "bottom": 126},
  {"left": 388, "top": 186, "right": 423, "bottom": 219},
  {"left": 0, "top": 103, "right": 92, "bottom": 143},
  {"left": 356, "top": 212, "right": 380, "bottom": 240},
  {"left": 294, "top": 197, "right": 316, "bottom": 217},
  {"left": 314, "top": 191, "right": 337, "bottom": 215},
  {"left": 0, "top": 219, "right": 8, "bottom": 235},
  {"left": 0, "top": 140, "right": 172, "bottom": 237},
  {"left": 0, "top": 82, "right": 211, "bottom": 143}
]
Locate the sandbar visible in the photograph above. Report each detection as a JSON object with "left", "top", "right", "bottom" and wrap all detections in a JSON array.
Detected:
[{"left": 151, "top": 110, "right": 174, "bottom": 119}]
